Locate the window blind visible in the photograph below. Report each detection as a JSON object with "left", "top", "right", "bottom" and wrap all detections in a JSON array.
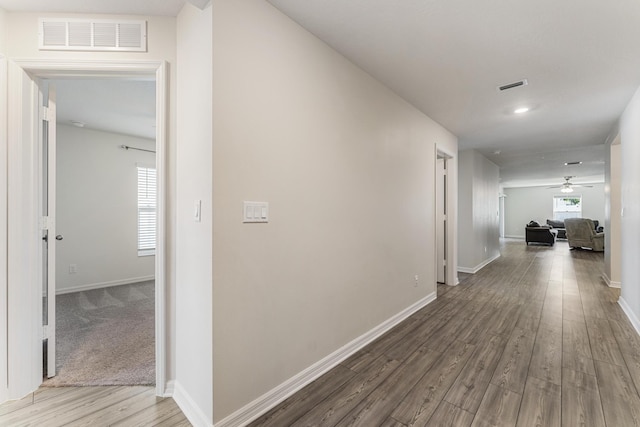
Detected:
[{"left": 137, "top": 166, "right": 156, "bottom": 256}]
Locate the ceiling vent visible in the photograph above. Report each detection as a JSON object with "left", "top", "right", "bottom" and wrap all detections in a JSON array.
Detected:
[
  {"left": 498, "top": 79, "right": 528, "bottom": 92},
  {"left": 39, "top": 18, "right": 147, "bottom": 52}
]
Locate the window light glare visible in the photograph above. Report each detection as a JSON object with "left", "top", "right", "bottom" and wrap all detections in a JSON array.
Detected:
[{"left": 514, "top": 107, "right": 529, "bottom": 114}]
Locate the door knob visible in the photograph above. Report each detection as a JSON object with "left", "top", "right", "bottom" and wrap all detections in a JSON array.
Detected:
[{"left": 55, "top": 235, "right": 63, "bottom": 241}]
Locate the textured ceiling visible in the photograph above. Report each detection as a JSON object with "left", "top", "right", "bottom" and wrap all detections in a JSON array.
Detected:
[{"left": 268, "top": 0, "right": 640, "bottom": 186}]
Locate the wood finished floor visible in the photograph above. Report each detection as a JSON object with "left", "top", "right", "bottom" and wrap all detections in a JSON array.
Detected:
[
  {"left": 0, "top": 386, "right": 191, "bottom": 426},
  {"left": 250, "top": 239, "right": 640, "bottom": 426}
]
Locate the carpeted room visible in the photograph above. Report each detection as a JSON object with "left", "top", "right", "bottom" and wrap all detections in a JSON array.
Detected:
[{"left": 44, "top": 79, "right": 158, "bottom": 387}]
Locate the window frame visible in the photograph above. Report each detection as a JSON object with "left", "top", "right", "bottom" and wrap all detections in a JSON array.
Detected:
[
  {"left": 137, "top": 164, "right": 156, "bottom": 257},
  {"left": 552, "top": 195, "right": 582, "bottom": 221}
]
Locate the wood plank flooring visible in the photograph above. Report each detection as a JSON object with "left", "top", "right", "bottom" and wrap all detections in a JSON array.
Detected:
[
  {"left": 0, "top": 386, "right": 190, "bottom": 426},
  {"left": 249, "top": 239, "right": 640, "bottom": 426}
]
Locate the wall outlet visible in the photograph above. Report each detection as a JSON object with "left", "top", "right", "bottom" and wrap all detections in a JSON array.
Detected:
[
  {"left": 414, "top": 275, "right": 419, "bottom": 287},
  {"left": 69, "top": 264, "right": 77, "bottom": 274}
]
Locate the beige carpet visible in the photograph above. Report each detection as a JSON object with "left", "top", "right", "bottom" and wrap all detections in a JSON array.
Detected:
[{"left": 43, "top": 281, "right": 155, "bottom": 387}]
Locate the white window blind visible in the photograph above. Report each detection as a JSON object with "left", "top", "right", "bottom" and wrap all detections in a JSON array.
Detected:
[{"left": 138, "top": 166, "right": 156, "bottom": 256}]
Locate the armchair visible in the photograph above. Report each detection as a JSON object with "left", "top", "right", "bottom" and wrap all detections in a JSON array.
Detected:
[{"left": 564, "top": 218, "right": 604, "bottom": 251}]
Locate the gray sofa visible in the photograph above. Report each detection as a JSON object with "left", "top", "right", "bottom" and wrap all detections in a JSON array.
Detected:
[
  {"left": 526, "top": 225, "right": 555, "bottom": 246},
  {"left": 546, "top": 219, "right": 567, "bottom": 239},
  {"left": 564, "top": 218, "right": 604, "bottom": 251}
]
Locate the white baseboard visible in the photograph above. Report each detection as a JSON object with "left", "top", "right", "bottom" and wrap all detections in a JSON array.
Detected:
[
  {"left": 173, "top": 381, "right": 213, "bottom": 427},
  {"left": 162, "top": 379, "right": 176, "bottom": 398},
  {"left": 214, "top": 292, "right": 437, "bottom": 427},
  {"left": 505, "top": 235, "right": 524, "bottom": 239},
  {"left": 56, "top": 275, "right": 155, "bottom": 295},
  {"left": 619, "top": 297, "right": 640, "bottom": 337},
  {"left": 602, "top": 273, "right": 621, "bottom": 289},
  {"left": 458, "top": 253, "right": 501, "bottom": 275}
]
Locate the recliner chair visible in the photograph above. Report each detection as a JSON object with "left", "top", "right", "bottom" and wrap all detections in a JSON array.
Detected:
[{"left": 564, "top": 218, "right": 604, "bottom": 251}]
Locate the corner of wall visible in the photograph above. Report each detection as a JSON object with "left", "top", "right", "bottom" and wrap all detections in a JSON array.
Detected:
[{"left": 173, "top": 381, "right": 214, "bottom": 427}]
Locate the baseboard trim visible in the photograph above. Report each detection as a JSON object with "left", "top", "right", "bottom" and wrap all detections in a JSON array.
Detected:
[
  {"left": 56, "top": 275, "right": 155, "bottom": 295},
  {"left": 457, "top": 253, "right": 501, "bottom": 275},
  {"left": 214, "top": 292, "right": 437, "bottom": 427},
  {"left": 505, "top": 235, "right": 524, "bottom": 239},
  {"left": 619, "top": 297, "right": 640, "bottom": 337},
  {"left": 173, "top": 381, "right": 213, "bottom": 427},
  {"left": 602, "top": 273, "right": 621, "bottom": 289},
  {"left": 162, "top": 379, "right": 176, "bottom": 398}
]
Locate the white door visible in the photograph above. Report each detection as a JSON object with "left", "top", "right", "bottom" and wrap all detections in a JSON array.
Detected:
[
  {"left": 436, "top": 157, "right": 446, "bottom": 284},
  {"left": 41, "top": 84, "right": 57, "bottom": 378}
]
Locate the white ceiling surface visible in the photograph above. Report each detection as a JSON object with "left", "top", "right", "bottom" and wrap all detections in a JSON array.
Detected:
[
  {"left": 0, "top": 0, "right": 187, "bottom": 16},
  {"left": 50, "top": 79, "right": 156, "bottom": 140},
  {"left": 268, "top": 0, "right": 640, "bottom": 187},
  {"left": 4, "top": 1, "right": 637, "bottom": 186}
]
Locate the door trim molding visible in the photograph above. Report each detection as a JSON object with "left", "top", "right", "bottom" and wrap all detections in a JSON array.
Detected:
[
  {"left": 436, "top": 146, "right": 457, "bottom": 286},
  {"left": 7, "top": 59, "right": 169, "bottom": 398},
  {"left": 0, "top": 54, "right": 8, "bottom": 403}
]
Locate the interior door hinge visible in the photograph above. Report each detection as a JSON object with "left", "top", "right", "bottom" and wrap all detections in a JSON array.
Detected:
[
  {"left": 40, "top": 216, "right": 53, "bottom": 230},
  {"left": 41, "top": 106, "right": 53, "bottom": 122},
  {"left": 43, "top": 325, "right": 50, "bottom": 340}
]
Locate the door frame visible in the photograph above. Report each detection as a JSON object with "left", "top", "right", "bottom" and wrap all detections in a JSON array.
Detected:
[
  {"left": 7, "top": 59, "right": 168, "bottom": 398},
  {"left": 0, "top": 54, "right": 8, "bottom": 403},
  {"left": 435, "top": 146, "right": 457, "bottom": 286}
]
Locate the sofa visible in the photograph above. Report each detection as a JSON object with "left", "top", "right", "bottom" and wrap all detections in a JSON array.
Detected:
[
  {"left": 526, "top": 224, "right": 556, "bottom": 246},
  {"left": 564, "top": 218, "right": 604, "bottom": 251},
  {"left": 546, "top": 219, "right": 567, "bottom": 239}
]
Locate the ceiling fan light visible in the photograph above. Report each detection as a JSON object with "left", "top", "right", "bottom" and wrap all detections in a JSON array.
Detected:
[{"left": 561, "top": 186, "right": 573, "bottom": 193}]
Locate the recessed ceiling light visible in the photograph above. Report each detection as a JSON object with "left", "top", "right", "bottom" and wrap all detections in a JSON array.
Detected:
[
  {"left": 514, "top": 107, "right": 529, "bottom": 114},
  {"left": 70, "top": 120, "right": 85, "bottom": 128}
]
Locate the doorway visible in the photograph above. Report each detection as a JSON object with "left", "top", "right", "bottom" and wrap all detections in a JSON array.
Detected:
[
  {"left": 436, "top": 156, "right": 447, "bottom": 285},
  {"left": 43, "top": 77, "right": 157, "bottom": 387},
  {"left": 6, "top": 59, "right": 168, "bottom": 398}
]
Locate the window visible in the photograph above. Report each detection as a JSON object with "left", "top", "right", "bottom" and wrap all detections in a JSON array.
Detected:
[
  {"left": 553, "top": 195, "right": 581, "bottom": 221},
  {"left": 137, "top": 165, "right": 156, "bottom": 256}
]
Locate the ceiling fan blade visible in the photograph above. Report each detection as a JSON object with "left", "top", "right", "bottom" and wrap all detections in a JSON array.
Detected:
[
  {"left": 571, "top": 184, "right": 593, "bottom": 188},
  {"left": 547, "top": 185, "right": 562, "bottom": 188}
]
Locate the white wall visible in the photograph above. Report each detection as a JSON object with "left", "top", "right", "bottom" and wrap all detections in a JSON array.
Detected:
[
  {"left": 0, "top": 6, "right": 7, "bottom": 404},
  {"left": 604, "top": 136, "right": 622, "bottom": 286},
  {"left": 3, "top": 10, "right": 178, "bottom": 399},
  {"left": 55, "top": 125, "right": 155, "bottom": 293},
  {"left": 175, "top": 3, "right": 213, "bottom": 425},
  {"left": 503, "top": 183, "right": 605, "bottom": 238},
  {"left": 0, "top": 7, "right": 6, "bottom": 54},
  {"left": 619, "top": 85, "right": 640, "bottom": 334},
  {"left": 457, "top": 150, "right": 500, "bottom": 273},
  {"left": 213, "top": 0, "right": 457, "bottom": 422}
]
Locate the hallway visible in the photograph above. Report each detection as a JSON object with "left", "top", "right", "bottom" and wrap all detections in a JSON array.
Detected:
[{"left": 250, "top": 239, "right": 640, "bottom": 426}]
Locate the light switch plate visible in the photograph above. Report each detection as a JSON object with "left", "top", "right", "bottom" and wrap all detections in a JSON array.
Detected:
[{"left": 243, "top": 201, "right": 268, "bottom": 223}]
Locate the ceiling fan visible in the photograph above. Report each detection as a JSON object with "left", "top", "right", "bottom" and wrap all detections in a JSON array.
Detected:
[{"left": 547, "top": 176, "right": 593, "bottom": 193}]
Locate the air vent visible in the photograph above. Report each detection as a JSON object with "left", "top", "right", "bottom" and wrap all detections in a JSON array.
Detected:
[
  {"left": 39, "top": 18, "right": 147, "bottom": 52},
  {"left": 498, "top": 79, "right": 528, "bottom": 92}
]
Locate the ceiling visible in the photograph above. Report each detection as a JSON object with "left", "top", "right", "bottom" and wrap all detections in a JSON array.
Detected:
[
  {"left": 267, "top": 0, "right": 640, "bottom": 187},
  {"left": 0, "top": 0, "right": 188, "bottom": 16},
  {"left": 3, "top": 1, "right": 638, "bottom": 187},
  {"left": 48, "top": 78, "right": 156, "bottom": 140}
]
